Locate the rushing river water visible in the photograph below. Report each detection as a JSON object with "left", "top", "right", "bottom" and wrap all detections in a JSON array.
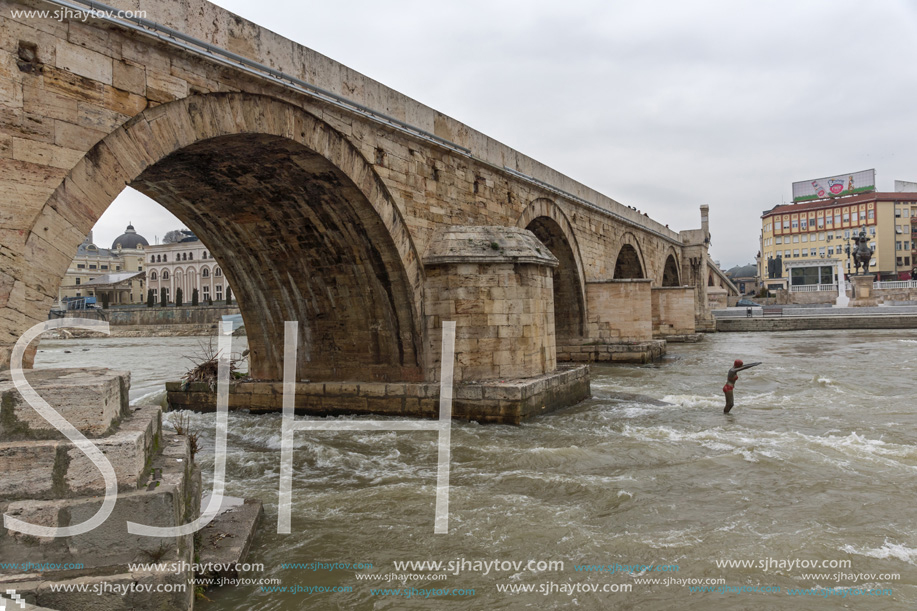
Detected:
[{"left": 34, "top": 330, "right": 917, "bottom": 610}]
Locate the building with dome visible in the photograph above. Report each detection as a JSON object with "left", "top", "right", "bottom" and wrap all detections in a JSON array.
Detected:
[
  {"left": 58, "top": 225, "right": 148, "bottom": 307},
  {"left": 111, "top": 223, "right": 150, "bottom": 250}
]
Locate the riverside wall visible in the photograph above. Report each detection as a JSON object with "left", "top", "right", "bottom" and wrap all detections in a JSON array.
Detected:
[
  {"left": 717, "top": 315, "right": 917, "bottom": 332},
  {"left": 48, "top": 306, "right": 240, "bottom": 337}
]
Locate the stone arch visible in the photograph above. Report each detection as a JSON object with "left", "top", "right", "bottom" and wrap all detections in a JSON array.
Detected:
[
  {"left": 662, "top": 249, "right": 681, "bottom": 287},
  {"left": 516, "top": 198, "right": 587, "bottom": 340},
  {"left": 24, "top": 93, "right": 426, "bottom": 382},
  {"left": 708, "top": 273, "right": 715, "bottom": 286},
  {"left": 613, "top": 234, "right": 646, "bottom": 279}
]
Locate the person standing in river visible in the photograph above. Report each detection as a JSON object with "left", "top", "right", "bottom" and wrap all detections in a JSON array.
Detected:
[{"left": 723, "top": 359, "right": 761, "bottom": 413}]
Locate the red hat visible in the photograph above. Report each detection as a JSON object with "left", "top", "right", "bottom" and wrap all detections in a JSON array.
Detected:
[{"left": 734, "top": 359, "right": 744, "bottom": 368}]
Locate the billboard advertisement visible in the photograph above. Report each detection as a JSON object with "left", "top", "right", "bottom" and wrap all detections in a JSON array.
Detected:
[{"left": 792, "top": 169, "right": 875, "bottom": 202}]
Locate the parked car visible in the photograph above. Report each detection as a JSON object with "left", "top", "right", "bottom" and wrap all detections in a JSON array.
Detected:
[{"left": 736, "top": 298, "right": 762, "bottom": 307}]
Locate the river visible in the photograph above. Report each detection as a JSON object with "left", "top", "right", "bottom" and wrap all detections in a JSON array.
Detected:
[{"left": 34, "top": 330, "right": 917, "bottom": 609}]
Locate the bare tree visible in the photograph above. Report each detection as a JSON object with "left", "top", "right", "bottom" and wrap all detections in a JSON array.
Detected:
[{"left": 162, "top": 229, "right": 187, "bottom": 244}]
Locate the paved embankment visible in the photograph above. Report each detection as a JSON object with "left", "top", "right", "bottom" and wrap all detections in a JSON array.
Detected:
[
  {"left": 717, "top": 315, "right": 917, "bottom": 332},
  {"left": 46, "top": 306, "right": 241, "bottom": 337}
]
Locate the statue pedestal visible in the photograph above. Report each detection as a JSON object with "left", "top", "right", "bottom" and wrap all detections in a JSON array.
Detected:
[{"left": 850, "top": 274, "right": 878, "bottom": 307}]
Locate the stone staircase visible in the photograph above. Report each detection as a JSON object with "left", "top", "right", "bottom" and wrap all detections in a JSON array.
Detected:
[{"left": 0, "top": 368, "right": 200, "bottom": 610}]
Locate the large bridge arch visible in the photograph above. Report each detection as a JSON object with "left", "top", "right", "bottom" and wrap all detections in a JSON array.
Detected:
[
  {"left": 22, "top": 93, "right": 426, "bottom": 382},
  {"left": 516, "top": 198, "right": 587, "bottom": 340},
  {"left": 613, "top": 233, "right": 647, "bottom": 280}
]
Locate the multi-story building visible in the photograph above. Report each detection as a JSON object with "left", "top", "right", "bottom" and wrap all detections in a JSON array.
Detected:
[
  {"left": 758, "top": 192, "right": 917, "bottom": 291},
  {"left": 59, "top": 225, "right": 148, "bottom": 306},
  {"left": 145, "top": 231, "right": 232, "bottom": 304}
]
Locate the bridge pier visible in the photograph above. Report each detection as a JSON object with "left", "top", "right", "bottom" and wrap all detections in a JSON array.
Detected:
[
  {"left": 651, "top": 286, "right": 698, "bottom": 340},
  {"left": 555, "top": 279, "right": 665, "bottom": 363},
  {"left": 422, "top": 226, "right": 558, "bottom": 382}
]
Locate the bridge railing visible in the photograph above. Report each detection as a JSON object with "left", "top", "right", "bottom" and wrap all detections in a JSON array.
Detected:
[
  {"left": 874, "top": 280, "right": 917, "bottom": 289},
  {"left": 789, "top": 284, "right": 837, "bottom": 293}
]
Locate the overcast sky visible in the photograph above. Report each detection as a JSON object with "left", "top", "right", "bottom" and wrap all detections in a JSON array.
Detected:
[{"left": 94, "top": 0, "right": 917, "bottom": 268}]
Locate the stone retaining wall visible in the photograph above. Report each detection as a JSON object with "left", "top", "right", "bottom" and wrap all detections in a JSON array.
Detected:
[{"left": 717, "top": 315, "right": 917, "bottom": 332}]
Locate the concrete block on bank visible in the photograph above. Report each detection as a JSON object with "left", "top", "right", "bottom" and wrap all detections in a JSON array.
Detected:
[
  {"left": 0, "top": 368, "right": 130, "bottom": 441},
  {"left": 197, "top": 496, "right": 263, "bottom": 579},
  {"left": 0, "top": 432, "right": 195, "bottom": 571}
]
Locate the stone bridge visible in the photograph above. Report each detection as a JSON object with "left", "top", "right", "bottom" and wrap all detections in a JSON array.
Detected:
[{"left": 0, "top": 0, "right": 714, "bottom": 419}]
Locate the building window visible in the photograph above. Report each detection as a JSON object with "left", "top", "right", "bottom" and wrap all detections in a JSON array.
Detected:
[
  {"left": 870, "top": 227, "right": 876, "bottom": 236},
  {"left": 810, "top": 248, "right": 817, "bottom": 256},
  {"left": 776, "top": 237, "right": 782, "bottom": 245},
  {"left": 868, "top": 209, "right": 875, "bottom": 220},
  {"left": 826, "top": 215, "right": 833, "bottom": 226},
  {"left": 203, "top": 286, "right": 210, "bottom": 295},
  {"left": 801, "top": 234, "right": 808, "bottom": 243},
  {"left": 101, "top": 265, "right": 108, "bottom": 270},
  {"left": 844, "top": 230, "right": 850, "bottom": 239},
  {"left": 793, "top": 249, "right": 800, "bottom": 257},
  {"left": 792, "top": 219, "right": 799, "bottom": 229},
  {"left": 188, "top": 252, "right": 193, "bottom": 260},
  {"left": 216, "top": 285, "right": 223, "bottom": 301},
  {"left": 163, "top": 255, "right": 167, "bottom": 262},
  {"left": 162, "top": 271, "right": 170, "bottom": 280},
  {"left": 793, "top": 235, "right": 799, "bottom": 243},
  {"left": 202, "top": 268, "right": 210, "bottom": 278},
  {"left": 150, "top": 255, "right": 155, "bottom": 262},
  {"left": 150, "top": 272, "right": 157, "bottom": 280},
  {"left": 215, "top": 268, "right": 222, "bottom": 277},
  {"left": 75, "top": 278, "right": 81, "bottom": 285},
  {"left": 859, "top": 211, "right": 866, "bottom": 221},
  {"left": 842, "top": 212, "right": 850, "bottom": 223},
  {"left": 800, "top": 218, "right": 807, "bottom": 230},
  {"left": 783, "top": 220, "right": 790, "bottom": 230},
  {"left": 835, "top": 214, "right": 841, "bottom": 225},
  {"left": 828, "top": 247, "right": 834, "bottom": 256},
  {"left": 89, "top": 264, "right": 97, "bottom": 269}
]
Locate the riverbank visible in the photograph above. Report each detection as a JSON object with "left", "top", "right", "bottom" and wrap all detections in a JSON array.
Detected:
[
  {"left": 717, "top": 313, "right": 917, "bottom": 332},
  {"left": 44, "top": 305, "right": 242, "bottom": 338}
]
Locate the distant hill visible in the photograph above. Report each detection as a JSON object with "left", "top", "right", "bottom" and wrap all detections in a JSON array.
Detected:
[{"left": 726, "top": 264, "right": 756, "bottom": 278}]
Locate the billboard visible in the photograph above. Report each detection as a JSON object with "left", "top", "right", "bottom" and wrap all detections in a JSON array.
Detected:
[
  {"left": 792, "top": 169, "right": 875, "bottom": 202},
  {"left": 894, "top": 179, "right": 917, "bottom": 192}
]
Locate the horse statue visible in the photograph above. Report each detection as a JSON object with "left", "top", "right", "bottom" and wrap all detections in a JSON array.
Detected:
[{"left": 851, "top": 229, "right": 873, "bottom": 275}]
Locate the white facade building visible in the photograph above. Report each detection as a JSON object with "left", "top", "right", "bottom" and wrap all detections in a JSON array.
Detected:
[{"left": 145, "top": 232, "right": 231, "bottom": 304}]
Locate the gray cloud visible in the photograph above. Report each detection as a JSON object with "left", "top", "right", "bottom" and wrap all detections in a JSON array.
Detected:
[{"left": 102, "top": 0, "right": 917, "bottom": 268}]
